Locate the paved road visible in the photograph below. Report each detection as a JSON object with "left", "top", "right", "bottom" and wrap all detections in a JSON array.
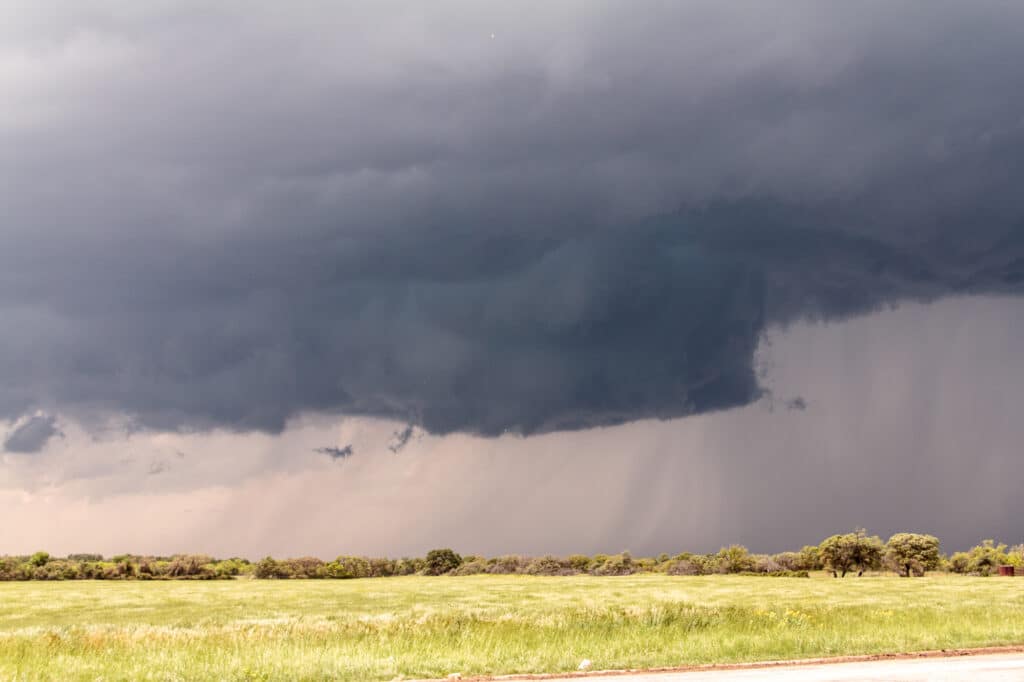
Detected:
[{"left": 553, "top": 653, "right": 1024, "bottom": 681}]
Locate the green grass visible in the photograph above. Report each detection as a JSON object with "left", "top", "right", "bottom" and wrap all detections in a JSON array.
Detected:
[{"left": 1, "top": 574, "right": 1023, "bottom": 681}]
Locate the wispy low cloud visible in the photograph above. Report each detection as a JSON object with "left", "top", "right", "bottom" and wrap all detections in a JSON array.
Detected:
[
  {"left": 315, "top": 445, "right": 354, "bottom": 461},
  {"left": 785, "top": 397, "right": 808, "bottom": 411},
  {"left": 3, "top": 414, "right": 62, "bottom": 453},
  {"left": 388, "top": 425, "right": 416, "bottom": 453},
  {"left": 148, "top": 460, "right": 170, "bottom": 476}
]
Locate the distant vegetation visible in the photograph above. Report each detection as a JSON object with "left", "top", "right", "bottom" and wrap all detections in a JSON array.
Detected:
[{"left": 2, "top": 531, "right": 1021, "bottom": 581}]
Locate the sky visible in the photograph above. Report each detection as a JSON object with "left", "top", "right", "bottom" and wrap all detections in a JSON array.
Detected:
[{"left": 3, "top": 1, "right": 1024, "bottom": 557}]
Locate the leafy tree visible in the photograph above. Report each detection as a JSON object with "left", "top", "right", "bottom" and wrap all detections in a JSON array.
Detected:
[
  {"left": 591, "top": 551, "right": 636, "bottom": 576},
  {"left": 818, "top": 529, "right": 883, "bottom": 577},
  {"left": 715, "top": 545, "right": 756, "bottom": 573},
  {"left": 798, "top": 545, "right": 823, "bottom": 571},
  {"left": 885, "top": 533, "right": 941, "bottom": 577},
  {"left": 948, "top": 551, "right": 971, "bottom": 573},
  {"left": 66, "top": 554, "right": 103, "bottom": 562},
  {"left": 423, "top": 548, "right": 462, "bottom": 575},
  {"left": 326, "top": 556, "right": 369, "bottom": 579},
  {"left": 952, "top": 540, "right": 1011, "bottom": 576},
  {"left": 28, "top": 551, "right": 50, "bottom": 568},
  {"left": 254, "top": 556, "right": 285, "bottom": 579}
]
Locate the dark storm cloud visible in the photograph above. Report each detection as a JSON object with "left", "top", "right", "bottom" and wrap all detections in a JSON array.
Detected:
[
  {"left": 4, "top": 1, "right": 1024, "bottom": 436},
  {"left": 3, "top": 415, "right": 62, "bottom": 454}
]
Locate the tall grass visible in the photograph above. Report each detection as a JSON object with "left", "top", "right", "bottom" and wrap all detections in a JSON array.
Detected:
[{"left": 1, "top": 574, "right": 1023, "bottom": 680}]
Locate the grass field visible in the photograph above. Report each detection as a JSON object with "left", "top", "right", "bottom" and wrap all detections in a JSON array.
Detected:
[{"left": 2, "top": 574, "right": 1024, "bottom": 681}]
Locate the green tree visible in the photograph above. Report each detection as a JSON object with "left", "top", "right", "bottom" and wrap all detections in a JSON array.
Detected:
[
  {"left": 715, "top": 545, "right": 756, "bottom": 573},
  {"left": 818, "top": 529, "right": 883, "bottom": 577},
  {"left": 958, "top": 540, "right": 1011, "bottom": 576},
  {"left": 28, "top": 551, "right": 50, "bottom": 568},
  {"left": 885, "top": 533, "right": 941, "bottom": 577},
  {"left": 798, "top": 545, "right": 823, "bottom": 571},
  {"left": 254, "top": 556, "right": 284, "bottom": 579},
  {"left": 423, "top": 548, "right": 462, "bottom": 575}
]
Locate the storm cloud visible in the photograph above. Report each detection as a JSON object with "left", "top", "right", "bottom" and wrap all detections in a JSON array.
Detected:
[
  {"left": 4, "top": 1, "right": 1024, "bottom": 437},
  {"left": 3, "top": 415, "right": 62, "bottom": 454}
]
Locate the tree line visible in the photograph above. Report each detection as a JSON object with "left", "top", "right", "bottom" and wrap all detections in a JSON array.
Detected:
[{"left": 1, "top": 532, "right": 1021, "bottom": 581}]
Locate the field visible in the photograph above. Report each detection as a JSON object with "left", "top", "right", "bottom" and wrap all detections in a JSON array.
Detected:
[{"left": 2, "top": 574, "right": 1024, "bottom": 681}]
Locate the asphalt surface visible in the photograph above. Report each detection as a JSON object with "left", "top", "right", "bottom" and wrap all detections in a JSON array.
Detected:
[{"left": 550, "top": 653, "right": 1024, "bottom": 681}]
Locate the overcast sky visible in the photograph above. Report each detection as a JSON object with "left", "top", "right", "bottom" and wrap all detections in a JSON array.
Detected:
[{"left": 3, "top": 1, "right": 1024, "bottom": 557}]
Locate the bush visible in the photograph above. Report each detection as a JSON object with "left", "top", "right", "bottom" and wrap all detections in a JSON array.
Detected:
[
  {"left": 798, "top": 545, "right": 823, "bottom": 571},
  {"left": 714, "top": 545, "right": 756, "bottom": 573},
  {"left": 28, "top": 552, "right": 50, "bottom": 568},
  {"left": 285, "top": 556, "right": 325, "bottom": 579},
  {"left": 423, "top": 549, "right": 462, "bottom": 576},
  {"left": 952, "top": 540, "right": 1012, "bottom": 576},
  {"left": 665, "top": 558, "right": 705, "bottom": 576},
  {"left": 254, "top": 557, "right": 289, "bottom": 579},
  {"left": 753, "top": 555, "right": 782, "bottom": 574},
  {"left": 394, "top": 557, "right": 423, "bottom": 575},
  {"left": 367, "top": 557, "right": 396, "bottom": 578},
  {"left": 885, "top": 533, "right": 941, "bottom": 577},
  {"left": 30, "top": 560, "right": 80, "bottom": 580},
  {"left": 487, "top": 555, "right": 527, "bottom": 574},
  {"left": 67, "top": 554, "right": 103, "bottom": 562},
  {"left": 819, "top": 529, "right": 883, "bottom": 577},
  {"left": 452, "top": 559, "right": 488, "bottom": 576},
  {"left": 591, "top": 552, "right": 635, "bottom": 576},
  {"left": 166, "top": 555, "right": 215, "bottom": 579},
  {"left": 772, "top": 552, "right": 802, "bottom": 571},
  {"left": 525, "top": 555, "right": 577, "bottom": 576},
  {"left": 325, "top": 556, "right": 367, "bottom": 579}
]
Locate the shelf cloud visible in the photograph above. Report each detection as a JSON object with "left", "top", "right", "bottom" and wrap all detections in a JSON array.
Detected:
[{"left": 4, "top": 1, "right": 1024, "bottom": 437}]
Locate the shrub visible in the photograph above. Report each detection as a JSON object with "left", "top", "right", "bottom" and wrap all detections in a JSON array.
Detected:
[
  {"left": 954, "top": 540, "right": 1012, "bottom": 576},
  {"left": 818, "top": 529, "right": 883, "bottom": 577},
  {"left": 591, "top": 552, "right": 635, "bottom": 576},
  {"left": 423, "top": 549, "right": 462, "bottom": 576},
  {"left": 665, "top": 558, "right": 705, "bottom": 576},
  {"left": 798, "top": 545, "right": 823, "bottom": 571},
  {"left": 452, "top": 559, "right": 488, "bottom": 576},
  {"left": 716, "top": 545, "right": 756, "bottom": 573},
  {"left": 885, "top": 533, "right": 941, "bottom": 577},
  {"left": 487, "top": 555, "right": 527, "bottom": 574},
  {"left": 394, "top": 557, "right": 423, "bottom": 575},
  {"left": 525, "top": 555, "right": 577, "bottom": 576},
  {"left": 166, "top": 555, "right": 215, "bottom": 579},
  {"left": 30, "top": 560, "right": 80, "bottom": 580},
  {"left": 325, "top": 556, "right": 367, "bottom": 579},
  {"left": 28, "top": 552, "right": 50, "bottom": 568},
  {"left": 772, "top": 552, "right": 802, "bottom": 571},
  {"left": 753, "top": 555, "right": 782, "bottom": 574},
  {"left": 254, "top": 557, "right": 288, "bottom": 579},
  {"left": 285, "top": 556, "right": 325, "bottom": 579},
  {"left": 367, "top": 557, "right": 397, "bottom": 577},
  {"left": 66, "top": 554, "right": 103, "bottom": 562}
]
